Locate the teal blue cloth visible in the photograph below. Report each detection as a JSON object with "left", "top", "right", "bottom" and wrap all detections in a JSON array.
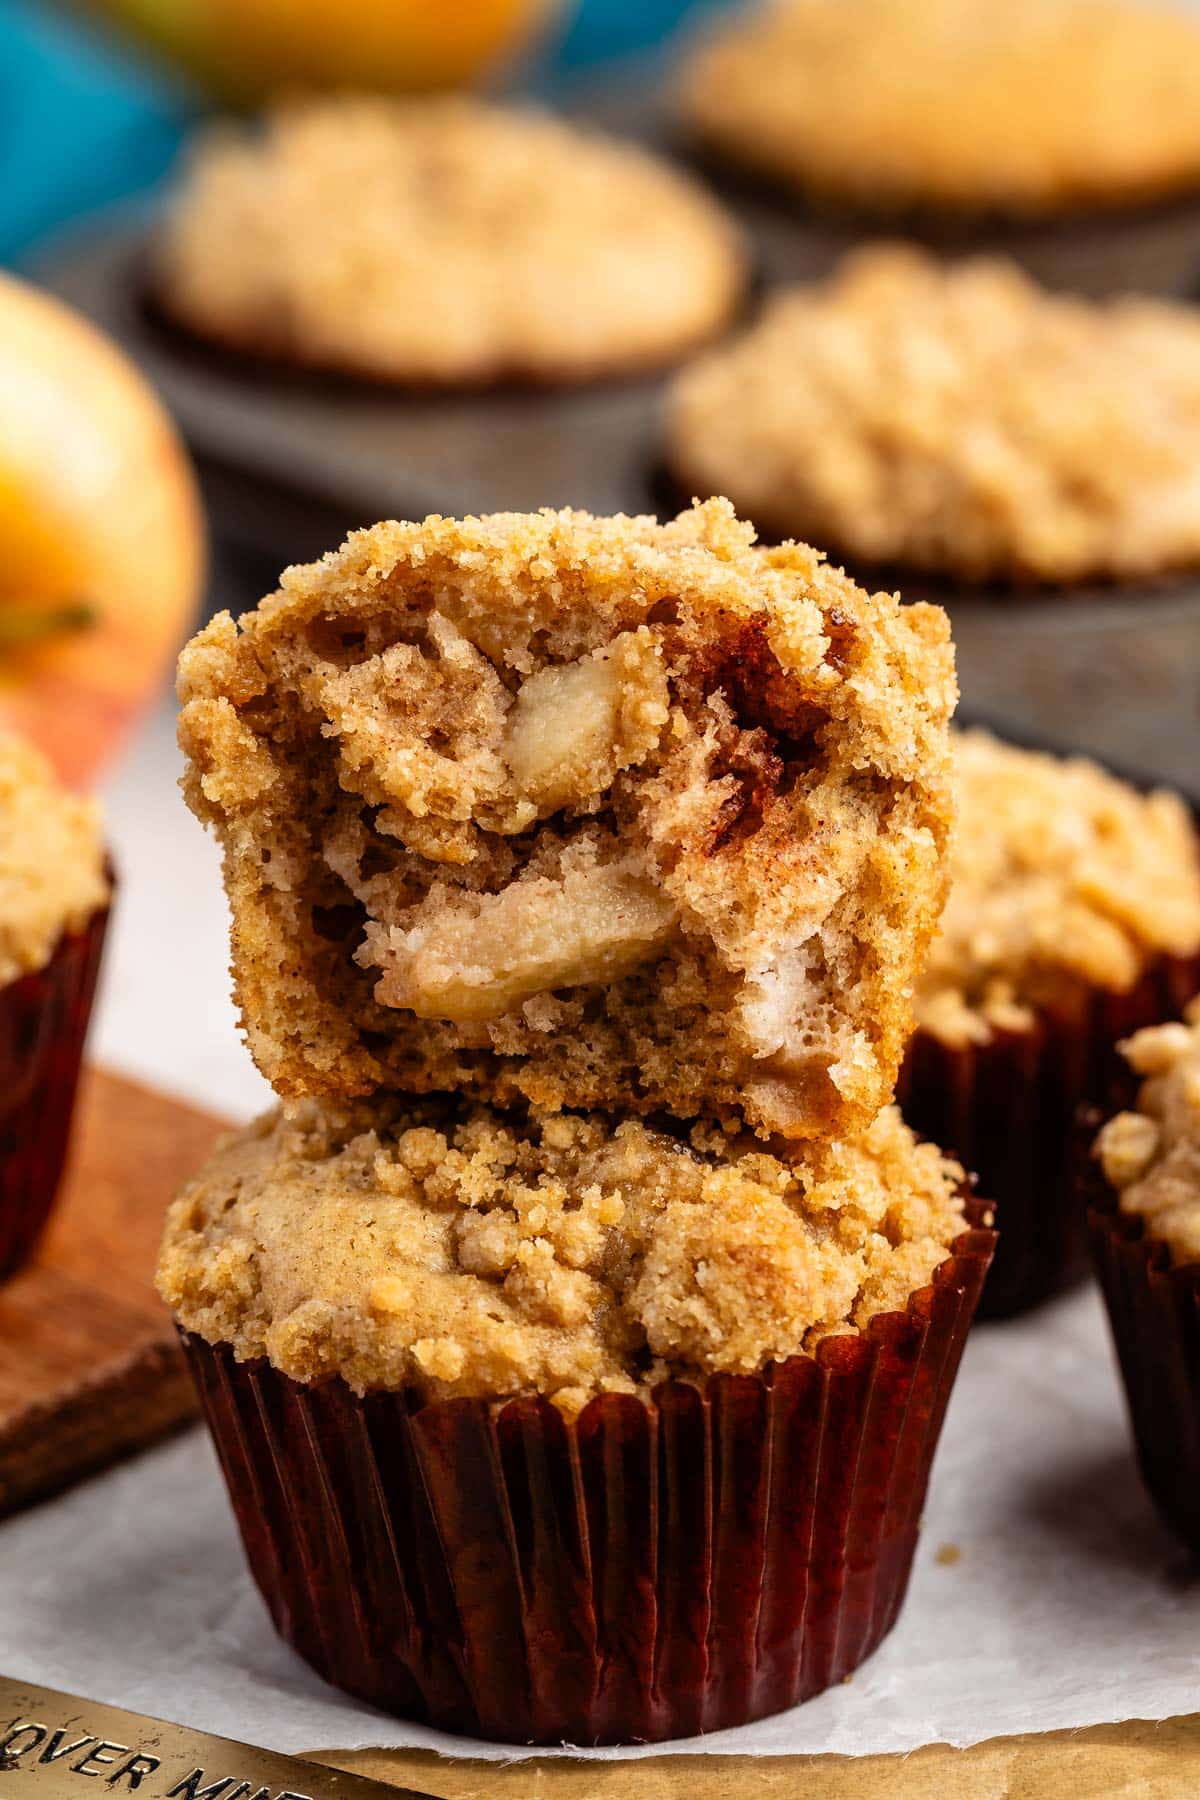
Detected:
[{"left": 0, "top": 0, "right": 739, "bottom": 263}]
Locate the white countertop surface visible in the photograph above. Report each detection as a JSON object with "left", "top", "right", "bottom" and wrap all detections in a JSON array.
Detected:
[{"left": 91, "top": 695, "right": 272, "bottom": 1124}]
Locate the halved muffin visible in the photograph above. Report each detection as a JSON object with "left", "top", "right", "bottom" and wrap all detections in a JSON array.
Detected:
[{"left": 176, "top": 499, "right": 956, "bottom": 1141}]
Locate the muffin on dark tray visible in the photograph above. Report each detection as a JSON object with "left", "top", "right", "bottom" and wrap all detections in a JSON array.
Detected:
[
  {"left": 155, "top": 96, "right": 747, "bottom": 389},
  {"left": 677, "top": 0, "right": 1200, "bottom": 296},
  {"left": 668, "top": 247, "right": 1200, "bottom": 598}
]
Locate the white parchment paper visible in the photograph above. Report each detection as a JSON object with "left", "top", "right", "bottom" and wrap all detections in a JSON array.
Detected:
[
  {"left": 1, "top": 704, "right": 1194, "bottom": 1761},
  {"left": 2, "top": 1286, "right": 1197, "bottom": 1762}
]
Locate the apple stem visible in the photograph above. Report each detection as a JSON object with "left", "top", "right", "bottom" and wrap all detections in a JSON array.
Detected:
[{"left": 0, "top": 602, "right": 96, "bottom": 647}]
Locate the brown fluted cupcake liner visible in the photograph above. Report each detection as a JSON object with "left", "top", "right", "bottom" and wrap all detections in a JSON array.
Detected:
[
  {"left": 179, "top": 1202, "right": 993, "bottom": 1747},
  {"left": 1087, "top": 1128, "right": 1200, "bottom": 1552},
  {"left": 0, "top": 903, "right": 109, "bottom": 1282},
  {"left": 897, "top": 950, "right": 1200, "bottom": 1320}
]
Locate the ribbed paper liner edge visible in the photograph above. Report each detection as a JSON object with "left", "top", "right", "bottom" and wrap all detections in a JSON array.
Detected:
[{"left": 180, "top": 1200, "right": 994, "bottom": 1746}]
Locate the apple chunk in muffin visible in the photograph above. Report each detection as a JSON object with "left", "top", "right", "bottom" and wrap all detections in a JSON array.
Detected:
[{"left": 177, "top": 499, "right": 956, "bottom": 1139}]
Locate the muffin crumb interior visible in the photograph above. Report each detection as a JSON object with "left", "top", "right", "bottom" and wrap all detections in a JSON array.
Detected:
[{"left": 177, "top": 498, "right": 956, "bottom": 1141}]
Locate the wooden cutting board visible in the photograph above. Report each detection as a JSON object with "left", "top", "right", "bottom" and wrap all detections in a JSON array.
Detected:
[{"left": 0, "top": 1067, "right": 227, "bottom": 1516}]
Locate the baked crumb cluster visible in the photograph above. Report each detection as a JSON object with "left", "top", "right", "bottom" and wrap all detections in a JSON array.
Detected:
[
  {"left": 668, "top": 248, "right": 1200, "bottom": 586},
  {"left": 678, "top": 0, "right": 1200, "bottom": 218},
  {"left": 178, "top": 499, "right": 955, "bottom": 1142},
  {"left": 158, "top": 1094, "right": 967, "bottom": 1410},
  {"left": 0, "top": 733, "right": 108, "bottom": 987},
  {"left": 916, "top": 732, "right": 1200, "bottom": 1047},
  {"left": 156, "top": 96, "right": 745, "bottom": 386},
  {"left": 1096, "top": 1001, "right": 1200, "bottom": 1265}
]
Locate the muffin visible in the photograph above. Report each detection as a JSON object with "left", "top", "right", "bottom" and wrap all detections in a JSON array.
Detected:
[
  {"left": 1090, "top": 1006, "right": 1200, "bottom": 1549},
  {"left": 154, "top": 96, "right": 747, "bottom": 389},
  {"left": 160, "top": 1092, "right": 994, "bottom": 1743},
  {"left": 176, "top": 499, "right": 956, "bottom": 1143},
  {"left": 898, "top": 729, "right": 1200, "bottom": 1318},
  {"left": 667, "top": 247, "right": 1200, "bottom": 591},
  {"left": 168, "top": 499, "right": 977, "bottom": 1741},
  {"left": 677, "top": 0, "right": 1200, "bottom": 295},
  {"left": 0, "top": 733, "right": 110, "bottom": 1280}
]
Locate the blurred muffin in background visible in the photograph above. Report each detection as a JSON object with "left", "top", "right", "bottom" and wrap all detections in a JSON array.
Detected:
[
  {"left": 0, "top": 733, "right": 109, "bottom": 1282},
  {"left": 155, "top": 97, "right": 747, "bottom": 388},
  {"left": 676, "top": 0, "right": 1200, "bottom": 295},
  {"left": 900, "top": 729, "right": 1200, "bottom": 1318},
  {"left": 678, "top": 0, "right": 1200, "bottom": 219},
  {"left": 667, "top": 247, "right": 1200, "bottom": 593}
]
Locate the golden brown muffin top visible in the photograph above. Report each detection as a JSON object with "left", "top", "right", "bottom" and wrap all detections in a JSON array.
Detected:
[
  {"left": 916, "top": 731, "right": 1200, "bottom": 1047},
  {"left": 156, "top": 95, "right": 746, "bottom": 386},
  {"left": 668, "top": 248, "right": 1200, "bottom": 586},
  {"left": 177, "top": 499, "right": 956, "bottom": 1141},
  {"left": 1096, "top": 1000, "right": 1200, "bottom": 1264},
  {"left": 0, "top": 733, "right": 108, "bottom": 987},
  {"left": 678, "top": 0, "right": 1200, "bottom": 218},
  {"left": 158, "top": 1092, "right": 968, "bottom": 1410}
]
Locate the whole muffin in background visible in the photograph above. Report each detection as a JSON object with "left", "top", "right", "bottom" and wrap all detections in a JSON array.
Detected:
[
  {"left": 678, "top": 0, "right": 1200, "bottom": 221},
  {"left": 668, "top": 247, "right": 1200, "bottom": 591},
  {"left": 161, "top": 1090, "right": 993, "bottom": 1742},
  {"left": 1090, "top": 1005, "right": 1200, "bottom": 1550},
  {"left": 155, "top": 96, "right": 747, "bottom": 388},
  {"left": 0, "top": 733, "right": 110, "bottom": 1280},
  {"left": 176, "top": 498, "right": 957, "bottom": 1143},
  {"left": 900, "top": 729, "right": 1200, "bottom": 1317}
]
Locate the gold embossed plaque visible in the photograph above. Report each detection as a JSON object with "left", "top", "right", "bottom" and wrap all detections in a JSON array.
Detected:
[{"left": 0, "top": 1680, "right": 434, "bottom": 1800}]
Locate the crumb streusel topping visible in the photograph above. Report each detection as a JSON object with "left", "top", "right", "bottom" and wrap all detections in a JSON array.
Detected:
[
  {"left": 678, "top": 0, "right": 1200, "bottom": 218},
  {"left": 156, "top": 96, "right": 746, "bottom": 386},
  {"left": 158, "top": 1093, "right": 968, "bottom": 1409},
  {"left": 1096, "top": 999, "right": 1200, "bottom": 1264},
  {"left": 916, "top": 731, "right": 1200, "bottom": 1047},
  {"left": 177, "top": 499, "right": 956, "bottom": 1142},
  {"left": 0, "top": 733, "right": 108, "bottom": 987},
  {"left": 668, "top": 248, "right": 1200, "bottom": 586}
]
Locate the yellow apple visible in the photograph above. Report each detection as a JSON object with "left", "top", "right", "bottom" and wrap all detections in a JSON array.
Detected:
[
  {"left": 0, "top": 273, "right": 206, "bottom": 787},
  {"left": 69, "top": 0, "right": 565, "bottom": 101}
]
